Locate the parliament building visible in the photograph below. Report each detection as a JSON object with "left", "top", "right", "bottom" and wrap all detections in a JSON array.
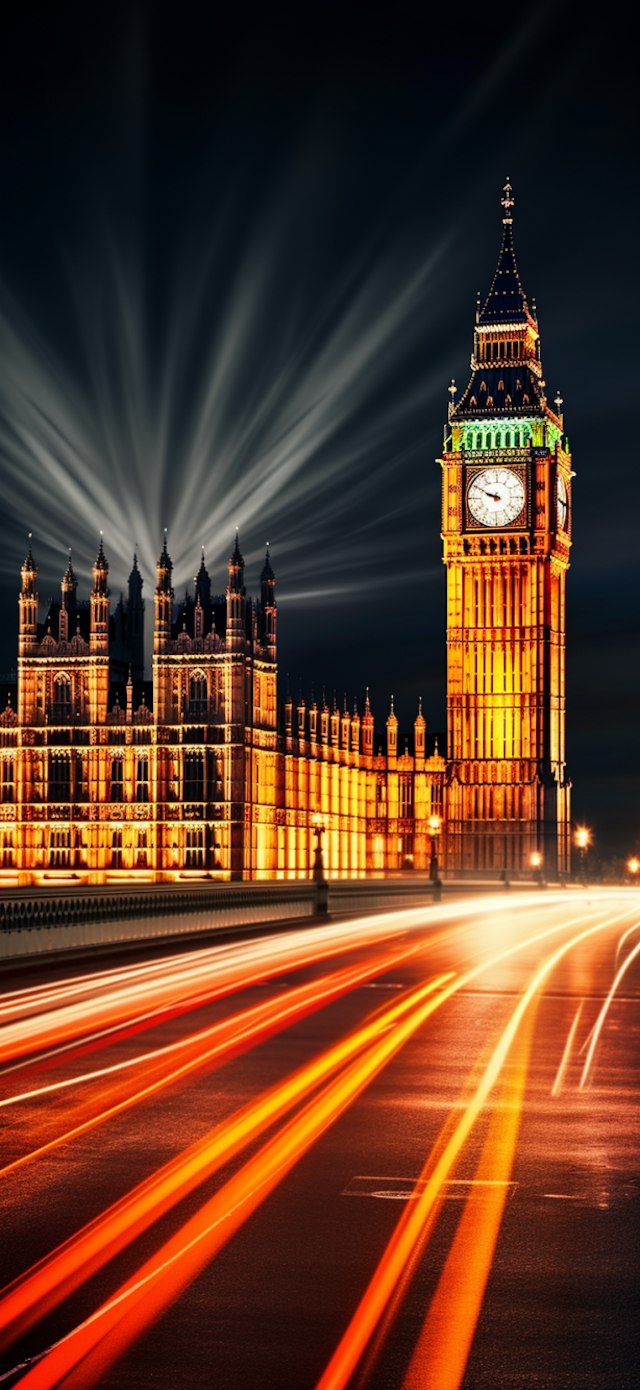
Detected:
[{"left": 0, "top": 186, "right": 571, "bottom": 883}]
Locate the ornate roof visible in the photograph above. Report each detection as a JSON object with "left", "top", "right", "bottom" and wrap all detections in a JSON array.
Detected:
[
  {"left": 478, "top": 218, "right": 531, "bottom": 325},
  {"left": 455, "top": 363, "right": 545, "bottom": 417}
]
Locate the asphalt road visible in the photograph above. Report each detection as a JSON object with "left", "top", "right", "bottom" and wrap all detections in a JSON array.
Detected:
[{"left": 0, "top": 889, "right": 638, "bottom": 1389}]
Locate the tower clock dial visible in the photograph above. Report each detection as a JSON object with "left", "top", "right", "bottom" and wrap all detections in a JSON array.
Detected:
[
  {"left": 467, "top": 467, "right": 525, "bottom": 527},
  {"left": 557, "top": 473, "right": 568, "bottom": 530}
]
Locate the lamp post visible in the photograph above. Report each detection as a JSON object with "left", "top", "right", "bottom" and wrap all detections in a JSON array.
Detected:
[
  {"left": 312, "top": 814, "right": 328, "bottom": 914},
  {"left": 428, "top": 814, "right": 442, "bottom": 900},
  {"left": 628, "top": 857, "right": 639, "bottom": 885},
  {"left": 530, "top": 850, "right": 544, "bottom": 888},
  {"left": 574, "top": 826, "right": 591, "bottom": 885}
]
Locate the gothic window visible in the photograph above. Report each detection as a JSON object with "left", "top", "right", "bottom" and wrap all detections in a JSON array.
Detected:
[
  {"left": 498, "top": 379, "right": 504, "bottom": 391},
  {"left": 189, "top": 672, "right": 208, "bottom": 719},
  {"left": 186, "top": 827, "right": 205, "bottom": 868},
  {"left": 52, "top": 675, "right": 72, "bottom": 723},
  {"left": 480, "top": 381, "right": 487, "bottom": 393},
  {"left": 0, "top": 830, "right": 14, "bottom": 868},
  {"left": 184, "top": 752, "right": 204, "bottom": 802},
  {"left": 505, "top": 431, "right": 511, "bottom": 446},
  {"left": 486, "top": 397, "right": 494, "bottom": 409},
  {"left": 376, "top": 780, "right": 386, "bottom": 816},
  {"left": 1, "top": 760, "right": 14, "bottom": 803},
  {"left": 136, "top": 830, "right": 148, "bottom": 867},
  {"left": 469, "top": 397, "right": 477, "bottom": 409},
  {"left": 111, "top": 829, "right": 123, "bottom": 869},
  {"left": 136, "top": 756, "right": 150, "bottom": 803},
  {"left": 50, "top": 827, "right": 71, "bottom": 868},
  {"left": 475, "top": 432, "right": 482, "bottom": 449},
  {"left": 48, "top": 753, "right": 71, "bottom": 803},
  {"left": 399, "top": 778, "right": 413, "bottom": 818},
  {"left": 522, "top": 394, "right": 529, "bottom": 405},
  {"left": 111, "top": 758, "right": 124, "bottom": 802}
]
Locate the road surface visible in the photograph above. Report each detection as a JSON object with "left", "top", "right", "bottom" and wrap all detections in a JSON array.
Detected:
[{"left": 0, "top": 889, "right": 638, "bottom": 1388}]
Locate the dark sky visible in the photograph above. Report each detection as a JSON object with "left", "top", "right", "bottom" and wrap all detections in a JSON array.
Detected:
[{"left": 0, "top": 2, "right": 637, "bottom": 855}]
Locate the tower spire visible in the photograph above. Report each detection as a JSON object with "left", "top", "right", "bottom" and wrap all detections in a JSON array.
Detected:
[{"left": 501, "top": 175, "right": 514, "bottom": 222}]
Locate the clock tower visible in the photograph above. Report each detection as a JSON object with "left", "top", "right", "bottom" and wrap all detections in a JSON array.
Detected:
[{"left": 440, "top": 182, "right": 571, "bottom": 877}]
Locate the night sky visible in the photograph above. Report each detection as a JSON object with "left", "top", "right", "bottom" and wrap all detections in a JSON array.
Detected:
[{"left": 0, "top": 2, "right": 637, "bottom": 856}]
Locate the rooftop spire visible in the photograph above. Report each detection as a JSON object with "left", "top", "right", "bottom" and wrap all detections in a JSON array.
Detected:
[
  {"left": 22, "top": 534, "right": 36, "bottom": 575},
  {"left": 478, "top": 180, "right": 530, "bottom": 325},
  {"left": 93, "top": 534, "right": 108, "bottom": 573},
  {"left": 501, "top": 175, "right": 514, "bottom": 222},
  {"left": 231, "top": 529, "right": 244, "bottom": 567}
]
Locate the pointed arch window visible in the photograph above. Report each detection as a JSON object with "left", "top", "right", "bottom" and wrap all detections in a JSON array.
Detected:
[
  {"left": 136, "top": 756, "right": 150, "bottom": 803},
  {"left": 522, "top": 394, "right": 529, "bottom": 406},
  {"left": 498, "top": 379, "right": 504, "bottom": 392},
  {"left": 188, "top": 671, "right": 208, "bottom": 719},
  {"left": 52, "top": 674, "right": 72, "bottom": 723},
  {"left": 184, "top": 751, "right": 205, "bottom": 802}
]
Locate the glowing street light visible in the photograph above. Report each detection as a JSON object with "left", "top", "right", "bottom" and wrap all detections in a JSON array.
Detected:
[
  {"left": 530, "top": 850, "right": 544, "bottom": 887},
  {"left": 311, "top": 815, "right": 328, "bottom": 912},
  {"left": 628, "top": 857, "right": 640, "bottom": 881},
  {"left": 428, "top": 814, "right": 442, "bottom": 899},
  {"left": 574, "top": 826, "right": 591, "bottom": 884}
]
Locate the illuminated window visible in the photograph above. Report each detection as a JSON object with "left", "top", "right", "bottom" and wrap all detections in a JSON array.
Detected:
[
  {"left": 48, "top": 753, "right": 71, "bottom": 803},
  {"left": 399, "top": 778, "right": 413, "bottom": 818},
  {"left": 110, "top": 758, "right": 124, "bottom": 802},
  {"left": 189, "top": 672, "right": 207, "bottom": 719},
  {"left": 136, "top": 757, "right": 150, "bottom": 803},
  {"left": 184, "top": 752, "right": 204, "bottom": 802},
  {"left": 186, "top": 827, "right": 205, "bottom": 868},
  {"left": 52, "top": 675, "right": 72, "bottom": 723},
  {"left": 50, "top": 827, "right": 71, "bottom": 867},
  {"left": 1, "top": 760, "right": 14, "bottom": 803},
  {"left": 0, "top": 830, "right": 14, "bottom": 868},
  {"left": 505, "top": 431, "right": 511, "bottom": 446},
  {"left": 111, "top": 829, "right": 123, "bottom": 869},
  {"left": 136, "top": 830, "right": 148, "bottom": 867}
]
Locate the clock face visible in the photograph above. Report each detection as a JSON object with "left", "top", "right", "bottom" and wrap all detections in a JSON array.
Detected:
[
  {"left": 557, "top": 473, "right": 568, "bottom": 530},
  {"left": 467, "top": 467, "right": 526, "bottom": 528}
]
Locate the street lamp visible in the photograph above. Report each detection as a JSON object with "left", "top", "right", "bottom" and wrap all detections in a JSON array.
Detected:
[
  {"left": 311, "top": 814, "right": 328, "bottom": 913},
  {"left": 628, "top": 857, "right": 639, "bottom": 883},
  {"left": 428, "top": 814, "right": 442, "bottom": 899},
  {"left": 530, "top": 850, "right": 544, "bottom": 887},
  {"left": 574, "top": 826, "right": 591, "bottom": 884}
]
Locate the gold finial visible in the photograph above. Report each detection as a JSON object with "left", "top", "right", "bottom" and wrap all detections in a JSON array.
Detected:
[{"left": 501, "top": 177, "right": 514, "bottom": 221}]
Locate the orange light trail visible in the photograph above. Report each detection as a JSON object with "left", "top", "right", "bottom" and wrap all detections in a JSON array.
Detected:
[
  {"left": 0, "top": 913, "right": 422, "bottom": 1070},
  {"left": 7, "top": 972, "right": 457, "bottom": 1387},
  {"left": 0, "top": 940, "right": 421, "bottom": 1181},
  {"left": 579, "top": 934, "right": 640, "bottom": 1090},
  {"left": 2, "top": 896, "right": 634, "bottom": 1388},
  {"left": 550, "top": 1001, "right": 583, "bottom": 1096},
  {"left": 313, "top": 906, "right": 633, "bottom": 1390},
  {"left": 400, "top": 1007, "right": 535, "bottom": 1390}
]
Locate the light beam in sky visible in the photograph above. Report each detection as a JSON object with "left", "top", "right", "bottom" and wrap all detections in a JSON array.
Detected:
[{"left": 0, "top": 177, "right": 450, "bottom": 628}]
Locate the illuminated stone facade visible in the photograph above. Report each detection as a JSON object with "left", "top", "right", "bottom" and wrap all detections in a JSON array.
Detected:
[
  {"left": 440, "top": 181, "right": 571, "bottom": 875},
  {"left": 0, "top": 188, "right": 569, "bottom": 882},
  {"left": 1, "top": 534, "right": 445, "bottom": 882}
]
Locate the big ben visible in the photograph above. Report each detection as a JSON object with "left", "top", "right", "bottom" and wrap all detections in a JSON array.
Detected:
[{"left": 440, "top": 181, "right": 571, "bottom": 877}]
